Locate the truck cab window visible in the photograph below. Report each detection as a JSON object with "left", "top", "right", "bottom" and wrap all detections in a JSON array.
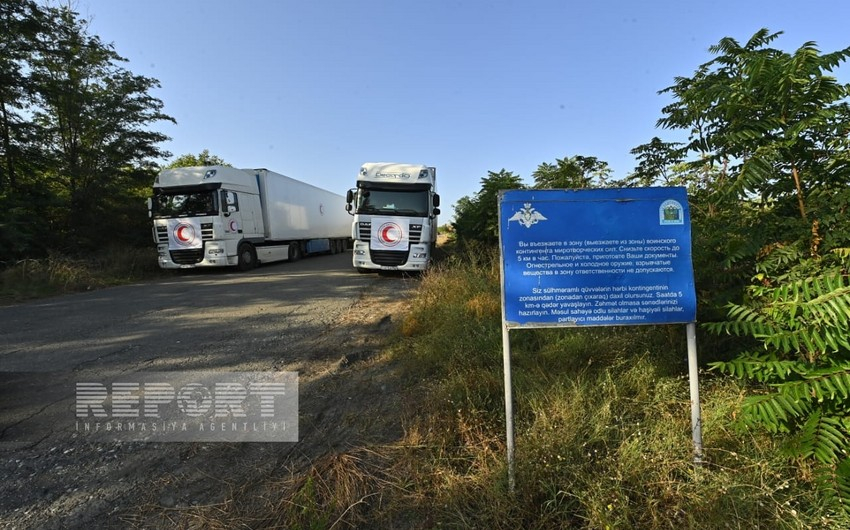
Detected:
[
  {"left": 153, "top": 190, "right": 218, "bottom": 218},
  {"left": 222, "top": 190, "right": 239, "bottom": 213},
  {"left": 355, "top": 189, "right": 428, "bottom": 216}
]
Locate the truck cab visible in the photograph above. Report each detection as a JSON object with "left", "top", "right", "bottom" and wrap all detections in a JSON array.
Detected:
[
  {"left": 149, "top": 166, "right": 263, "bottom": 269},
  {"left": 346, "top": 162, "right": 440, "bottom": 273}
]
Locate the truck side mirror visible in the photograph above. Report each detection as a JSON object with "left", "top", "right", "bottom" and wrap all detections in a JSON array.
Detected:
[
  {"left": 146, "top": 197, "right": 152, "bottom": 218},
  {"left": 432, "top": 207, "right": 441, "bottom": 217},
  {"left": 346, "top": 189, "right": 354, "bottom": 203},
  {"left": 346, "top": 203, "right": 353, "bottom": 215},
  {"left": 433, "top": 194, "right": 440, "bottom": 207}
]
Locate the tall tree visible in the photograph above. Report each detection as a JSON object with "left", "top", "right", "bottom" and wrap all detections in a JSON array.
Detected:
[
  {"left": 0, "top": 0, "right": 47, "bottom": 195},
  {"left": 166, "top": 149, "right": 230, "bottom": 168},
  {"left": 657, "top": 28, "right": 850, "bottom": 311},
  {"left": 659, "top": 29, "right": 850, "bottom": 513},
  {"left": 658, "top": 29, "right": 850, "bottom": 224},
  {"left": 532, "top": 155, "right": 611, "bottom": 189},
  {"left": 623, "top": 137, "right": 684, "bottom": 187},
  {"left": 453, "top": 169, "right": 525, "bottom": 244},
  {"left": 29, "top": 5, "right": 174, "bottom": 249}
]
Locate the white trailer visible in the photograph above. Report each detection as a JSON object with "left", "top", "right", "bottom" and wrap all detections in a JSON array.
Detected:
[
  {"left": 345, "top": 162, "right": 440, "bottom": 273},
  {"left": 149, "top": 166, "right": 350, "bottom": 270}
]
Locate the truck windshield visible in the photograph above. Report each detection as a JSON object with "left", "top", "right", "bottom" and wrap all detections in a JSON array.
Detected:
[
  {"left": 152, "top": 191, "right": 218, "bottom": 218},
  {"left": 356, "top": 189, "right": 429, "bottom": 216}
]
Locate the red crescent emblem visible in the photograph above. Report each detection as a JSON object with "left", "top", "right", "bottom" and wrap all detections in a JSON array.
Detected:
[
  {"left": 377, "top": 222, "right": 403, "bottom": 247},
  {"left": 173, "top": 223, "right": 196, "bottom": 246},
  {"left": 381, "top": 225, "right": 398, "bottom": 243}
]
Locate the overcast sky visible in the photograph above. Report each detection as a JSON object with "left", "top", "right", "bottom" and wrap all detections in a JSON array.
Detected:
[{"left": 79, "top": 0, "right": 850, "bottom": 221}]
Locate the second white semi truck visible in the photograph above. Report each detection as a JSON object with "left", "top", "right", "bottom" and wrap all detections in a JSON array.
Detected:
[
  {"left": 346, "top": 162, "right": 440, "bottom": 273},
  {"left": 149, "top": 166, "right": 350, "bottom": 271}
]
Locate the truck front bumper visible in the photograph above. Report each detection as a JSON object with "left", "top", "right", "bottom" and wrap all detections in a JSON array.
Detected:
[
  {"left": 351, "top": 241, "right": 430, "bottom": 271},
  {"left": 157, "top": 243, "right": 237, "bottom": 269}
]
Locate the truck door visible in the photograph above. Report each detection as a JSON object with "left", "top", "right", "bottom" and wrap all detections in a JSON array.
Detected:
[{"left": 222, "top": 190, "right": 246, "bottom": 235}]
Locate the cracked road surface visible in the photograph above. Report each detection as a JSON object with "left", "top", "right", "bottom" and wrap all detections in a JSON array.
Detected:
[{"left": 0, "top": 252, "right": 415, "bottom": 528}]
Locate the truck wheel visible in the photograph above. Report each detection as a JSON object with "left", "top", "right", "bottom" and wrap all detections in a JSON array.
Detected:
[
  {"left": 237, "top": 243, "right": 257, "bottom": 271},
  {"left": 288, "top": 242, "right": 302, "bottom": 262}
]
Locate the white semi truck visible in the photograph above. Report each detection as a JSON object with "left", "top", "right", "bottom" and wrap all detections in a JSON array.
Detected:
[
  {"left": 346, "top": 162, "right": 440, "bottom": 273},
  {"left": 149, "top": 166, "right": 350, "bottom": 271}
]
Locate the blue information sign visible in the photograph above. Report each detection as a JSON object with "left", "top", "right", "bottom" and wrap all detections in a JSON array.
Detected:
[{"left": 499, "top": 187, "right": 697, "bottom": 328}]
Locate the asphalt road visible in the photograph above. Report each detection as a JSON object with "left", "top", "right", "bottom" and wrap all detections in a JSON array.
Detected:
[
  {"left": 0, "top": 251, "right": 415, "bottom": 528},
  {"left": 0, "top": 252, "right": 372, "bottom": 373}
]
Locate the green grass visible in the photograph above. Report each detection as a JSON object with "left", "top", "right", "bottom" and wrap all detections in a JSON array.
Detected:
[
  {"left": 374, "top": 246, "right": 848, "bottom": 528},
  {"left": 0, "top": 246, "right": 164, "bottom": 304}
]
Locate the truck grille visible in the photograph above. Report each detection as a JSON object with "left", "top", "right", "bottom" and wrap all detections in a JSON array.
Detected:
[
  {"left": 156, "top": 223, "right": 214, "bottom": 243},
  {"left": 358, "top": 222, "right": 370, "bottom": 240},
  {"left": 170, "top": 249, "right": 204, "bottom": 265},
  {"left": 369, "top": 249, "right": 409, "bottom": 266},
  {"left": 358, "top": 222, "right": 422, "bottom": 243}
]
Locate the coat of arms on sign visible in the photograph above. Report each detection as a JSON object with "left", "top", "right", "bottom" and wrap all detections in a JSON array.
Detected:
[{"left": 508, "top": 203, "right": 547, "bottom": 228}]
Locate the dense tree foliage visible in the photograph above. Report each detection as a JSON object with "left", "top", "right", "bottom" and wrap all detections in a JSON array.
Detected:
[
  {"left": 166, "top": 149, "right": 230, "bottom": 169},
  {"left": 452, "top": 156, "right": 614, "bottom": 245},
  {"left": 663, "top": 30, "right": 850, "bottom": 511},
  {"left": 532, "top": 155, "right": 611, "bottom": 189},
  {"left": 620, "top": 137, "right": 685, "bottom": 187},
  {"left": 0, "top": 1, "right": 173, "bottom": 259},
  {"left": 453, "top": 169, "right": 524, "bottom": 244}
]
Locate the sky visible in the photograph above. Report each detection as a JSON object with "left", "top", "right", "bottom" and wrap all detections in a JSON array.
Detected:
[{"left": 77, "top": 0, "right": 850, "bottom": 222}]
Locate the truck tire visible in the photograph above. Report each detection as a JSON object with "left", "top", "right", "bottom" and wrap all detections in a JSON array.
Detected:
[
  {"left": 237, "top": 243, "right": 257, "bottom": 271},
  {"left": 288, "top": 242, "right": 302, "bottom": 262}
]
